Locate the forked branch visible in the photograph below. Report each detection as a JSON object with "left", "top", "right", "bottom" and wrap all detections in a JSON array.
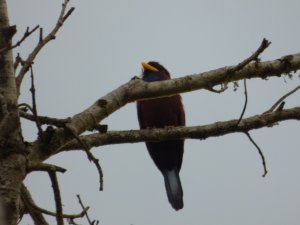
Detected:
[
  {"left": 0, "top": 25, "right": 39, "bottom": 54},
  {"left": 16, "top": 0, "right": 75, "bottom": 90},
  {"left": 264, "top": 84, "right": 300, "bottom": 113}
]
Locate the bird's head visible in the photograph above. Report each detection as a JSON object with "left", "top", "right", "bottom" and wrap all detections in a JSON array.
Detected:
[{"left": 141, "top": 61, "right": 171, "bottom": 82}]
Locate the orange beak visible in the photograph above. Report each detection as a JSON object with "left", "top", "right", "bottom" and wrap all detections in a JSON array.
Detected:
[{"left": 141, "top": 62, "right": 159, "bottom": 72}]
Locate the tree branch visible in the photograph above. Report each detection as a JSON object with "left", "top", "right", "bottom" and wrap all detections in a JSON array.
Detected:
[
  {"left": 0, "top": 25, "right": 39, "bottom": 53},
  {"left": 65, "top": 52, "right": 300, "bottom": 136},
  {"left": 65, "top": 124, "right": 104, "bottom": 191},
  {"left": 76, "top": 195, "right": 99, "bottom": 225},
  {"left": 27, "top": 162, "right": 66, "bottom": 173},
  {"left": 28, "top": 52, "right": 300, "bottom": 163},
  {"left": 245, "top": 132, "right": 268, "bottom": 177},
  {"left": 19, "top": 110, "right": 71, "bottom": 127},
  {"left": 264, "top": 84, "right": 300, "bottom": 113},
  {"left": 21, "top": 183, "right": 88, "bottom": 225},
  {"left": 48, "top": 171, "right": 64, "bottom": 225},
  {"left": 21, "top": 184, "right": 50, "bottom": 225},
  {"left": 227, "top": 38, "right": 271, "bottom": 73},
  {"left": 30, "top": 65, "right": 43, "bottom": 134},
  {"left": 236, "top": 79, "right": 248, "bottom": 126},
  {"left": 16, "top": 0, "right": 75, "bottom": 90},
  {"left": 36, "top": 206, "right": 89, "bottom": 220},
  {"left": 60, "top": 107, "right": 300, "bottom": 151}
]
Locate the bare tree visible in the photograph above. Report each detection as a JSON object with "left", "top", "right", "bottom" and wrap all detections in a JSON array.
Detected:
[{"left": 0, "top": 0, "right": 299, "bottom": 225}]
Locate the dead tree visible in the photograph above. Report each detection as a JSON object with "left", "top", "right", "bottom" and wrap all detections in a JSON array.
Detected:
[{"left": 0, "top": 0, "right": 299, "bottom": 225}]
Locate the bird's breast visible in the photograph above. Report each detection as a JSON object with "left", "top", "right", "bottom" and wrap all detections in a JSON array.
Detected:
[{"left": 137, "top": 95, "right": 184, "bottom": 128}]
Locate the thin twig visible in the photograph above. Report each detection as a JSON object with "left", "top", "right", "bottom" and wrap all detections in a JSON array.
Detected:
[
  {"left": 264, "top": 84, "right": 300, "bottom": 113},
  {"left": 39, "top": 27, "right": 43, "bottom": 43},
  {"left": 18, "top": 103, "right": 34, "bottom": 113},
  {"left": 67, "top": 219, "right": 80, "bottom": 225},
  {"left": 21, "top": 184, "right": 50, "bottom": 225},
  {"left": 27, "top": 162, "right": 66, "bottom": 173},
  {"left": 30, "top": 65, "right": 43, "bottom": 134},
  {"left": 16, "top": 0, "right": 75, "bottom": 89},
  {"left": 48, "top": 171, "right": 64, "bottom": 225},
  {"left": 236, "top": 79, "right": 248, "bottom": 126},
  {"left": 31, "top": 203, "right": 89, "bottom": 220},
  {"left": 245, "top": 132, "right": 268, "bottom": 177},
  {"left": 19, "top": 110, "right": 71, "bottom": 127},
  {"left": 67, "top": 219, "right": 81, "bottom": 225},
  {"left": 14, "top": 53, "right": 25, "bottom": 70},
  {"left": 77, "top": 195, "right": 99, "bottom": 225},
  {"left": 207, "top": 38, "right": 270, "bottom": 94},
  {"left": 275, "top": 101, "right": 285, "bottom": 112},
  {"left": 0, "top": 25, "right": 39, "bottom": 54},
  {"left": 66, "top": 124, "right": 104, "bottom": 191},
  {"left": 62, "top": 7, "right": 75, "bottom": 22},
  {"left": 228, "top": 38, "right": 271, "bottom": 73},
  {"left": 21, "top": 184, "right": 88, "bottom": 224}
]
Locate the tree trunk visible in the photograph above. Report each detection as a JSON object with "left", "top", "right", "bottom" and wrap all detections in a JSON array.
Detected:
[{"left": 0, "top": 1, "right": 26, "bottom": 225}]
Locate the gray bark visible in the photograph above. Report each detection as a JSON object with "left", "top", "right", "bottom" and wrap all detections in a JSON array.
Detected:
[
  {"left": 0, "top": 1, "right": 26, "bottom": 225},
  {"left": 0, "top": 0, "right": 300, "bottom": 224}
]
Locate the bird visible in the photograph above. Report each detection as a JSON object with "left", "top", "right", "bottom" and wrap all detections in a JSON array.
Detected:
[{"left": 136, "top": 61, "right": 185, "bottom": 210}]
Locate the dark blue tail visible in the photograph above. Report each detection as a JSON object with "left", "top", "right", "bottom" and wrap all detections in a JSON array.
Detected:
[{"left": 163, "top": 169, "right": 184, "bottom": 210}]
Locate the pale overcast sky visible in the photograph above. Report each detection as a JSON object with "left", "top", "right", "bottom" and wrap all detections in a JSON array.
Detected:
[{"left": 8, "top": 0, "right": 300, "bottom": 225}]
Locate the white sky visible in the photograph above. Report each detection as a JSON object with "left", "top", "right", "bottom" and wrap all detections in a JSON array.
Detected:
[{"left": 8, "top": 0, "right": 300, "bottom": 225}]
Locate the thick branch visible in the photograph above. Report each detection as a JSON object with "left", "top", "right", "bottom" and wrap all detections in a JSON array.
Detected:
[
  {"left": 0, "top": 1, "right": 27, "bottom": 225},
  {"left": 60, "top": 107, "right": 300, "bottom": 151},
  {"left": 28, "top": 52, "right": 300, "bottom": 163},
  {"left": 68, "top": 52, "right": 300, "bottom": 135}
]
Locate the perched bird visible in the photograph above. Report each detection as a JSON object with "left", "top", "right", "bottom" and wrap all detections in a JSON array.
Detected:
[{"left": 136, "top": 61, "right": 185, "bottom": 210}]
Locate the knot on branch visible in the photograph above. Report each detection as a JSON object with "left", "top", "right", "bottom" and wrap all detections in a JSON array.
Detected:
[
  {"left": 38, "top": 126, "right": 55, "bottom": 145},
  {"left": 278, "top": 55, "right": 294, "bottom": 75},
  {"left": 89, "top": 124, "right": 108, "bottom": 133},
  {"left": 0, "top": 25, "right": 17, "bottom": 41},
  {"left": 97, "top": 99, "right": 108, "bottom": 107}
]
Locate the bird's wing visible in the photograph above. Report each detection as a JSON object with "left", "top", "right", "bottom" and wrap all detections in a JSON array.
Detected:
[
  {"left": 137, "top": 102, "right": 147, "bottom": 129},
  {"left": 177, "top": 98, "right": 186, "bottom": 126}
]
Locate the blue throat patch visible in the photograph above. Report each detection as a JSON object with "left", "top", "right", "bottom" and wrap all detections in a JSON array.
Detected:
[{"left": 142, "top": 72, "right": 161, "bottom": 82}]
